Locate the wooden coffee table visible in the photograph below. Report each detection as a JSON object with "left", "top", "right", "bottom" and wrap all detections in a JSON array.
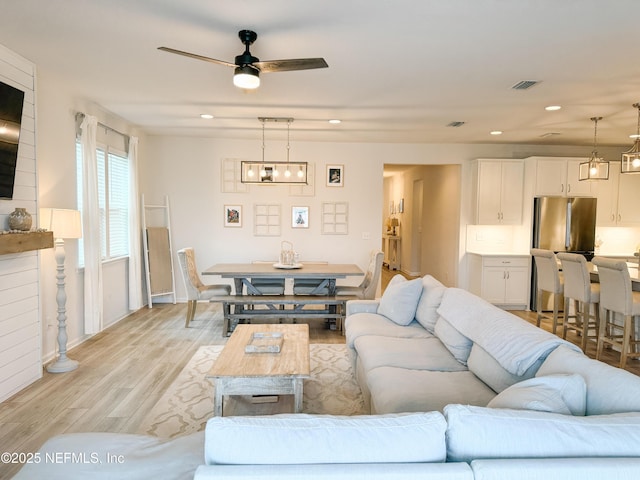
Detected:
[{"left": 206, "top": 323, "right": 310, "bottom": 417}]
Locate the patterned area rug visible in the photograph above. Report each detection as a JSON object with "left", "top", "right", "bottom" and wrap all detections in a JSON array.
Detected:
[{"left": 137, "top": 344, "right": 365, "bottom": 438}]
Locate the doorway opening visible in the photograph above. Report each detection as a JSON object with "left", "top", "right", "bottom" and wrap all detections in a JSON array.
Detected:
[{"left": 382, "top": 164, "right": 461, "bottom": 286}]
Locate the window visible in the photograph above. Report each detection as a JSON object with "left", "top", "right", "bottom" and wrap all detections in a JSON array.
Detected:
[{"left": 76, "top": 141, "right": 130, "bottom": 264}]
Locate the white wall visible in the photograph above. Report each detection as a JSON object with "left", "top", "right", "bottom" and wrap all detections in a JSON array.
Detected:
[
  {"left": 36, "top": 69, "right": 141, "bottom": 364},
  {"left": 0, "top": 45, "right": 40, "bottom": 402},
  {"left": 139, "top": 137, "right": 384, "bottom": 298}
]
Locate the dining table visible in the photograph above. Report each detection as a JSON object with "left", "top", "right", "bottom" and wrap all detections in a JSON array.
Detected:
[
  {"left": 202, "top": 262, "right": 364, "bottom": 295},
  {"left": 202, "top": 262, "right": 365, "bottom": 335}
]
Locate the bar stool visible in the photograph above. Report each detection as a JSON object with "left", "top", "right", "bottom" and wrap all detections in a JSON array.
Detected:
[
  {"left": 531, "top": 249, "right": 564, "bottom": 334},
  {"left": 557, "top": 252, "right": 600, "bottom": 352},
  {"left": 591, "top": 256, "right": 640, "bottom": 369}
]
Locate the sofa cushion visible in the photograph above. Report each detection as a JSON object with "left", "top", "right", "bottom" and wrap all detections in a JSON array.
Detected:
[
  {"left": 486, "top": 374, "right": 587, "bottom": 416},
  {"left": 467, "top": 344, "right": 543, "bottom": 393},
  {"left": 437, "top": 288, "right": 579, "bottom": 376},
  {"left": 536, "top": 345, "right": 640, "bottom": 415},
  {"left": 367, "top": 367, "right": 495, "bottom": 414},
  {"left": 415, "top": 275, "right": 447, "bottom": 333},
  {"left": 444, "top": 404, "right": 640, "bottom": 463},
  {"left": 354, "top": 335, "right": 467, "bottom": 374},
  {"left": 434, "top": 316, "right": 472, "bottom": 365},
  {"left": 345, "top": 312, "right": 433, "bottom": 349},
  {"left": 470, "top": 458, "right": 640, "bottom": 480},
  {"left": 203, "top": 412, "right": 447, "bottom": 465},
  {"left": 195, "top": 463, "right": 475, "bottom": 480},
  {"left": 377, "top": 275, "right": 424, "bottom": 325}
]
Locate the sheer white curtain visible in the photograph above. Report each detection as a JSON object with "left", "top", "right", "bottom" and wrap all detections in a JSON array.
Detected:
[
  {"left": 127, "top": 136, "right": 143, "bottom": 310},
  {"left": 80, "top": 114, "right": 103, "bottom": 334}
]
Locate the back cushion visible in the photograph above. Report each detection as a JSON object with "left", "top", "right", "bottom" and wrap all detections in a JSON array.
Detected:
[
  {"left": 204, "top": 412, "right": 447, "bottom": 465},
  {"left": 486, "top": 374, "right": 587, "bottom": 416},
  {"left": 377, "top": 275, "right": 424, "bottom": 326},
  {"left": 467, "top": 344, "right": 542, "bottom": 393},
  {"left": 415, "top": 275, "right": 447, "bottom": 333},
  {"left": 434, "top": 316, "right": 472, "bottom": 365},
  {"left": 536, "top": 345, "right": 640, "bottom": 415},
  {"left": 445, "top": 404, "right": 640, "bottom": 463}
]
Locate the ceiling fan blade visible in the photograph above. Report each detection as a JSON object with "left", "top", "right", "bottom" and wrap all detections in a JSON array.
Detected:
[
  {"left": 157, "top": 47, "right": 236, "bottom": 68},
  {"left": 254, "top": 58, "right": 328, "bottom": 73}
]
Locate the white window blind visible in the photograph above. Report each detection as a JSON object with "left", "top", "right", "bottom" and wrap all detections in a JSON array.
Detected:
[{"left": 76, "top": 141, "right": 130, "bottom": 264}]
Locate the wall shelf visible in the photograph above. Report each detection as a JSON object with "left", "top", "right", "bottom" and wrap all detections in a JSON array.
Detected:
[{"left": 0, "top": 231, "right": 54, "bottom": 255}]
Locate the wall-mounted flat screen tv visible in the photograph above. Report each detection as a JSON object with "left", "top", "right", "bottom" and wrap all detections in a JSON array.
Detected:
[{"left": 0, "top": 81, "right": 25, "bottom": 199}]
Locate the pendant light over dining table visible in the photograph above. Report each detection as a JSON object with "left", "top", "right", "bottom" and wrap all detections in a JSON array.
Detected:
[
  {"left": 241, "top": 117, "right": 308, "bottom": 184},
  {"left": 579, "top": 116, "right": 609, "bottom": 181}
]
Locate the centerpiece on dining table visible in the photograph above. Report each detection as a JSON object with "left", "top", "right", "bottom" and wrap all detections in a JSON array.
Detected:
[{"left": 274, "top": 241, "right": 302, "bottom": 269}]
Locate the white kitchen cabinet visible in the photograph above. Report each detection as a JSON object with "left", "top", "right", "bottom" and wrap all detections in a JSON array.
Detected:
[
  {"left": 595, "top": 161, "right": 640, "bottom": 226},
  {"left": 468, "top": 254, "right": 530, "bottom": 309},
  {"left": 473, "top": 159, "right": 524, "bottom": 224},
  {"left": 533, "top": 157, "right": 593, "bottom": 197}
]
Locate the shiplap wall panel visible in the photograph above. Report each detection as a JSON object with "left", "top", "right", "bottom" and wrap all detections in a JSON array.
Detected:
[{"left": 0, "top": 44, "right": 41, "bottom": 403}]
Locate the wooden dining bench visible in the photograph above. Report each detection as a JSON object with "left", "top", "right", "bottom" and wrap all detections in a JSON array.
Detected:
[{"left": 208, "top": 294, "right": 358, "bottom": 336}]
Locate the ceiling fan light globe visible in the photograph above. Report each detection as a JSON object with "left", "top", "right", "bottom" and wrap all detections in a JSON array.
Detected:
[{"left": 233, "top": 66, "right": 260, "bottom": 89}]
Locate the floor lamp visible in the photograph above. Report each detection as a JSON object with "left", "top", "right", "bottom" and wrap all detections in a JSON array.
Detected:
[{"left": 41, "top": 208, "right": 82, "bottom": 373}]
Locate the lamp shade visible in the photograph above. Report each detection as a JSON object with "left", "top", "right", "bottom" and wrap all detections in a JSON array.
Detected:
[
  {"left": 233, "top": 65, "right": 260, "bottom": 89},
  {"left": 40, "top": 208, "right": 82, "bottom": 239},
  {"left": 390, "top": 218, "right": 400, "bottom": 227}
]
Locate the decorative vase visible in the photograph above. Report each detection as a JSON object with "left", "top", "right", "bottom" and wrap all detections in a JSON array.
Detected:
[{"left": 8, "top": 207, "right": 32, "bottom": 231}]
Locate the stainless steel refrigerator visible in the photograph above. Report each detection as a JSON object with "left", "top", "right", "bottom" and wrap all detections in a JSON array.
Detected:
[{"left": 530, "top": 196, "right": 597, "bottom": 310}]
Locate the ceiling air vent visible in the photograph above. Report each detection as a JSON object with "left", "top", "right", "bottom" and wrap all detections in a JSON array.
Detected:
[
  {"left": 540, "top": 132, "right": 561, "bottom": 138},
  {"left": 511, "top": 80, "right": 540, "bottom": 90},
  {"left": 447, "top": 121, "right": 465, "bottom": 127}
]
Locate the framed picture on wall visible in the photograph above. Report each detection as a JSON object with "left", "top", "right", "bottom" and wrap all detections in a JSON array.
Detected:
[
  {"left": 326, "top": 164, "right": 344, "bottom": 187},
  {"left": 292, "top": 206, "right": 309, "bottom": 228},
  {"left": 224, "top": 205, "right": 242, "bottom": 227}
]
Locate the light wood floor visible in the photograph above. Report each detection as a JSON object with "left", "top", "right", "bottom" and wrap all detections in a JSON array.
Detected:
[{"left": 1, "top": 271, "right": 638, "bottom": 478}]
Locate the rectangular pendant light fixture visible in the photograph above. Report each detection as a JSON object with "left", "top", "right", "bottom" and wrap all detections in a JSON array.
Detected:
[
  {"left": 241, "top": 161, "right": 308, "bottom": 184},
  {"left": 241, "top": 117, "right": 308, "bottom": 184}
]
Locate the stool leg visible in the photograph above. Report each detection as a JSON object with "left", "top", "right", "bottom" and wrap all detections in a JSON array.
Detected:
[
  {"left": 621, "top": 314, "right": 632, "bottom": 369},
  {"left": 552, "top": 293, "right": 561, "bottom": 335},
  {"left": 579, "top": 301, "right": 588, "bottom": 352},
  {"left": 536, "top": 289, "right": 543, "bottom": 327},
  {"left": 561, "top": 296, "right": 569, "bottom": 339},
  {"left": 596, "top": 308, "right": 608, "bottom": 361}
]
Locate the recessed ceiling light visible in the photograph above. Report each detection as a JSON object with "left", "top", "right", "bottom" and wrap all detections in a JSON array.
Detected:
[
  {"left": 328, "top": 119, "right": 341, "bottom": 124},
  {"left": 490, "top": 130, "right": 503, "bottom": 135},
  {"left": 200, "top": 114, "right": 214, "bottom": 119},
  {"left": 545, "top": 105, "right": 562, "bottom": 111}
]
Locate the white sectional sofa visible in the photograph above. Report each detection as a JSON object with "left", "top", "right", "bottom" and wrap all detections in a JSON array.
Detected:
[{"left": 14, "top": 273, "right": 640, "bottom": 479}]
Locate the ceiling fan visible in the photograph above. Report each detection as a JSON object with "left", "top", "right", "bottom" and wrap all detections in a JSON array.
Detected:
[{"left": 158, "top": 29, "right": 328, "bottom": 89}]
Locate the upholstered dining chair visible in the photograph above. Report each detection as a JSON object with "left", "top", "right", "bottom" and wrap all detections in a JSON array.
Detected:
[
  {"left": 335, "top": 250, "right": 384, "bottom": 300},
  {"left": 591, "top": 256, "right": 640, "bottom": 369},
  {"left": 177, "top": 248, "right": 231, "bottom": 328},
  {"left": 557, "top": 252, "right": 600, "bottom": 352},
  {"left": 531, "top": 248, "right": 564, "bottom": 334}
]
